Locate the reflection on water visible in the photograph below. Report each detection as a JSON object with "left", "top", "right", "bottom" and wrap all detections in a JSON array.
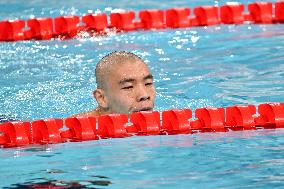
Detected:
[
  {"left": 0, "top": 114, "right": 18, "bottom": 123},
  {"left": 1, "top": 129, "right": 284, "bottom": 188},
  {"left": 7, "top": 178, "right": 112, "bottom": 189}
]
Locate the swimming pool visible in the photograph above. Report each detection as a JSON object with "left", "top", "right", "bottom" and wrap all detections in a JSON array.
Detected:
[{"left": 1, "top": 0, "right": 284, "bottom": 188}]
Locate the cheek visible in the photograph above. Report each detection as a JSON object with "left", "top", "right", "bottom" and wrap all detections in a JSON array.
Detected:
[
  {"left": 149, "top": 87, "right": 156, "bottom": 98},
  {"left": 109, "top": 91, "right": 135, "bottom": 107}
]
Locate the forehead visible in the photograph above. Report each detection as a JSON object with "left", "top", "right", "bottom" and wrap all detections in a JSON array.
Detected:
[{"left": 109, "top": 60, "right": 151, "bottom": 79}]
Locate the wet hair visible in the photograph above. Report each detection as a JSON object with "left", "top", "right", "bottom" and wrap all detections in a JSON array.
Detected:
[{"left": 95, "top": 51, "right": 144, "bottom": 89}]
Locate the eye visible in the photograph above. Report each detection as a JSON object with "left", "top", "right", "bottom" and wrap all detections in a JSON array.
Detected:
[
  {"left": 145, "top": 82, "right": 153, "bottom": 86},
  {"left": 121, "top": 86, "right": 133, "bottom": 90}
]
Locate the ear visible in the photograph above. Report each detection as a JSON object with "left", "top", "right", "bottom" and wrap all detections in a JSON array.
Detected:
[{"left": 93, "top": 89, "right": 108, "bottom": 109}]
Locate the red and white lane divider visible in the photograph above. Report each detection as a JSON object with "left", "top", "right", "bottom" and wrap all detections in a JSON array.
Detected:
[
  {"left": 0, "top": 2, "right": 284, "bottom": 42},
  {"left": 0, "top": 102, "right": 283, "bottom": 148}
]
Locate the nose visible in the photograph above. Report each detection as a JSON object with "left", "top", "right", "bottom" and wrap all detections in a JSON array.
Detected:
[{"left": 136, "top": 84, "right": 150, "bottom": 102}]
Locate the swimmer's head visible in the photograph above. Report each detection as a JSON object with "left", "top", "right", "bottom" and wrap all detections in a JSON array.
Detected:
[{"left": 94, "top": 51, "right": 156, "bottom": 114}]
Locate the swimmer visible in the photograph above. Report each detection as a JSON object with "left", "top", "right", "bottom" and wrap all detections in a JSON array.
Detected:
[{"left": 74, "top": 51, "right": 156, "bottom": 117}]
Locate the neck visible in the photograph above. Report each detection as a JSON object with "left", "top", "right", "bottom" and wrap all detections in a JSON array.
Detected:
[{"left": 97, "top": 106, "right": 111, "bottom": 116}]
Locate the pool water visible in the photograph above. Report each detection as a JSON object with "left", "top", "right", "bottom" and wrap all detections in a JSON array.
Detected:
[{"left": 1, "top": 0, "right": 284, "bottom": 188}]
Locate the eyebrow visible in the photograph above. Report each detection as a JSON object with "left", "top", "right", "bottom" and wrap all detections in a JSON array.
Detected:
[
  {"left": 119, "top": 78, "right": 135, "bottom": 85},
  {"left": 144, "top": 74, "right": 153, "bottom": 80},
  {"left": 119, "top": 74, "right": 154, "bottom": 85}
]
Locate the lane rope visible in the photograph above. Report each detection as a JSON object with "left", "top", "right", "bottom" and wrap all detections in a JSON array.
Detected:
[
  {"left": 0, "top": 102, "right": 283, "bottom": 148},
  {"left": 0, "top": 2, "right": 283, "bottom": 42}
]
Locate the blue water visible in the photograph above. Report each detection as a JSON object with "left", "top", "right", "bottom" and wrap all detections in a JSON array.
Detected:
[{"left": 1, "top": 0, "right": 284, "bottom": 188}]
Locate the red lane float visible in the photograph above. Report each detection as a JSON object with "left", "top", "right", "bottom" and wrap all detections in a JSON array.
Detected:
[
  {"left": 139, "top": 10, "right": 165, "bottom": 29},
  {"left": 0, "top": 20, "right": 25, "bottom": 41},
  {"left": 161, "top": 109, "right": 192, "bottom": 134},
  {"left": 25, "top": 18, "right": 54, "bottom": 40},
  {"left": 1, "top": 1, "right": 284, "bottom": 42},
  {"left": 82, "top": 13, "right": 108, "bottom": 33},
  {"left": 275, "top": 1, "right": 284, "bottom": 22},
  {"left": 255, "top": 103, "right": 284, "bottom": 128},
  {"left": 220, "top": 3, "right": 245, "bottom": 24},
  {"left": 128, "top": 111, "right": 160, "bottom": 135},
  {"left": 98, "top": 114, "right": 129, "bottom": 138},
  {"left": 31, "top": 119, "right": 64, "bottom": 144},
  {"left": 0, "top": 121, "right": 31, "bottom": 147},
  {"left": 54, "top": 16, "right": 80, "bottom": 39},
  {"left": 64, "top": 117, "right": 98, "bottom": 141},
  {"left": 191, "top": 107, "right": 226, "bottom": 132},
  {"left": 166, "top": 8, "right": 191, "bottom": 28},
  {"left": 226, "top": 105, "right": 256, "bottom": 130},
  {"left": 193, "top": 6, "right": 219, "bottom": 26},
  {"left": 248, "top": 2, "right": 273, "bottom": 23},
  {"left": 1, "top": 102, "right": 284, "bottom": 148},
  {"left": 110, "top": 11, "right": 137, "bottom": 31}
]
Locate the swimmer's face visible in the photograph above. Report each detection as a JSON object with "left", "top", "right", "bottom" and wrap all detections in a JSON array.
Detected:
[{"left": 98, "top": 60, "right": 156, "bottom": 114}]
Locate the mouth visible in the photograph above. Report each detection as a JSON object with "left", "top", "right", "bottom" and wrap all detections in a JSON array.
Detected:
[{"left": 132, "top": 107, "right": 153, "bottom": 113}]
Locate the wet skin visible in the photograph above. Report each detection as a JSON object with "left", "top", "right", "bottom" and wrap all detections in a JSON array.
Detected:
[
  {"left": 96, "top": 60, "right": 156, "bottom": 114},
  {"left": 75, "top": 60, "right": 156, "bottom": 117}
]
